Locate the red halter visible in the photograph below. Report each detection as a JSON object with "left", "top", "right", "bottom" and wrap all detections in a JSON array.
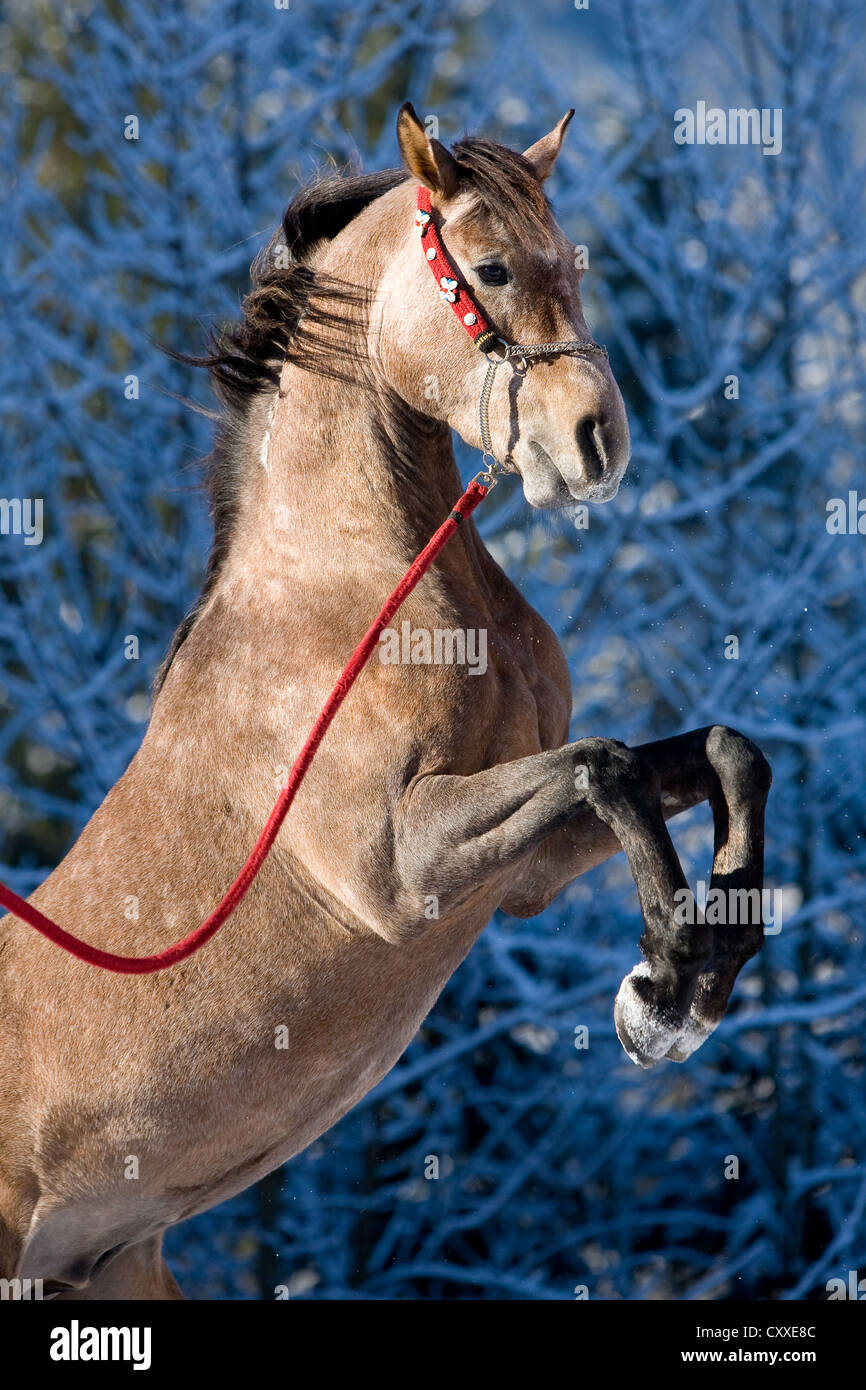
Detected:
[
  {"left": 414, "top": 185, "right": 609, "bottom": 467},
  {"left": 415, "top": 185, "right": 498, "bottom": 355}
]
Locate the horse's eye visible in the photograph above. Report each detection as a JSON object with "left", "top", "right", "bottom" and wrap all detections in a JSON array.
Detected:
[{"left": 476, "top": 262, "right": 509, "bottom": 286}]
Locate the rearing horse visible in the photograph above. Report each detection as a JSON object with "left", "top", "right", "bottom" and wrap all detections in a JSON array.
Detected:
[{"left": 0, "top": 105, "right": 770, "bottom": 1299}]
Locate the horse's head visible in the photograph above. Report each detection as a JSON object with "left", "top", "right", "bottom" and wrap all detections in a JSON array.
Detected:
[{"left": 379, "top": 103, "right": 630, "bottom": 509}]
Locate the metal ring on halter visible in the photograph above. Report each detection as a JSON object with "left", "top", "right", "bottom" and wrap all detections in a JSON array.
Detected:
[{"left": 482, "top": 336, "right": 511, "bottom": 364}]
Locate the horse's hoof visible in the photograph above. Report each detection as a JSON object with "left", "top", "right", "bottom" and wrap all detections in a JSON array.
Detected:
[
  {"left": 614, "top": 964, "right": 682, "bottom": 1068},
  {"left": 664, "top": 1011, "right": 718, "bottom": 1062}
]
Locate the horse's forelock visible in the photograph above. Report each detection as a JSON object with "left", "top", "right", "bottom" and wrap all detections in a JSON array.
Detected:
[{"left": 450, "top": 137, "right": 555, "bottom": 251}]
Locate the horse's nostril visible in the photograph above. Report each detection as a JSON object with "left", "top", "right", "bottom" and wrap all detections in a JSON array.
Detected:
[{"left": 578, "top": 418, "right": 605, "bottom": 482}]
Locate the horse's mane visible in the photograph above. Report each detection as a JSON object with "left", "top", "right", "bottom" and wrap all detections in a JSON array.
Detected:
[
  {"left": 200, "top": 138, "right": 550, "bottom": 411},
  {"left": 153, "top": 138, "right": 551, "bottom": 696}
]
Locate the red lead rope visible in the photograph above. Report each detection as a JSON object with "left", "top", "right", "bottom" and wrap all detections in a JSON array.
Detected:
[{"left": 0, "top": 479, "right": 491, "bottom": 972}]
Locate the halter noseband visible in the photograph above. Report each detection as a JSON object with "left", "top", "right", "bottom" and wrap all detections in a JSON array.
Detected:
[{"left": 415, "top": 185, "right": 609, "bottom": 487}]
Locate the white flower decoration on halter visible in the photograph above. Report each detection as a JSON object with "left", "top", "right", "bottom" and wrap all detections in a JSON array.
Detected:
[{"left": 439, "top": 275, "right": 457, "bottom": 303}]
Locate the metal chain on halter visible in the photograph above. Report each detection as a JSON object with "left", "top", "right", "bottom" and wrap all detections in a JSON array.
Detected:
[{"left": 477, "top": 337, "right": 609, "bottom": 479}]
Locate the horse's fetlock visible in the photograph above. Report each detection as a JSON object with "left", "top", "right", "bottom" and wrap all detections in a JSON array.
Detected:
[{"left": 706, "top": 726, "right": 772, "bottom": 804}]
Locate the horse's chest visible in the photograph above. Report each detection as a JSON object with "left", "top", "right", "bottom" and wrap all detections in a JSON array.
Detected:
[{"left": 486, "top": 635, "right": 571, "bottom": 759}]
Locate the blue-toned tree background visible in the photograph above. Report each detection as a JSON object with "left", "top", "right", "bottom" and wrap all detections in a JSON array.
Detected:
[{"left": 1, "top": 0, "right": 864, "bottom": 1298}]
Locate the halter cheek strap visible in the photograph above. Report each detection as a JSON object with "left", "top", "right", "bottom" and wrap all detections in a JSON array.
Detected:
[
  {"left": 415, "top": 185, "right": 497, "bottom": 354},
  {"left": 416, "top": 184, "right": 609, "bottom": 481}
]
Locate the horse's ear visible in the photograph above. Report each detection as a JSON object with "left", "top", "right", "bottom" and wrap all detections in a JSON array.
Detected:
[
  {"left": 522, "top": 109, "right": 575, "bottom": 181},
  {"left": 397, "top": 102, "right": 459, "bottom": 198}
]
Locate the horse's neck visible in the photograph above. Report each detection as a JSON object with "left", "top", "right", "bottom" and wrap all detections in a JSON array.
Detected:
[{"left": 223, "top": 366, "right": 492, "bottom": 600}]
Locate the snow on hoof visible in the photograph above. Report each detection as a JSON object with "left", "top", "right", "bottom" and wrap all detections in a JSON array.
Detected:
[
  {"left": 665, "top": 1011, "right": 720, "bottom": 1062},
  {"left": 614, "top": 963, "right": 684, "bottom": 1068}
]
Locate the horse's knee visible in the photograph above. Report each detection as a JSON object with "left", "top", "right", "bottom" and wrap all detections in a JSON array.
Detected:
[{"left": 571, "top": 736, "right": 659, "bottom": 818}]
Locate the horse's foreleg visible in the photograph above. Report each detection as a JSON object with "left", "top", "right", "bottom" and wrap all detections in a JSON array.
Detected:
[
  {"left": 394, "top": 736, "right": 711, "bottom": 1063},
  {"left": 392, "top": 735, "right": 661, "bottom": 933},
  {"left": 654, "top": 725, "right": 772, "bottom": 1061},
  {"left": 501, "top": 725, "right": 772, "bottom": 1065},
  {"left": 393, "top": 725, "right": 769, "bottom": 1066}
]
